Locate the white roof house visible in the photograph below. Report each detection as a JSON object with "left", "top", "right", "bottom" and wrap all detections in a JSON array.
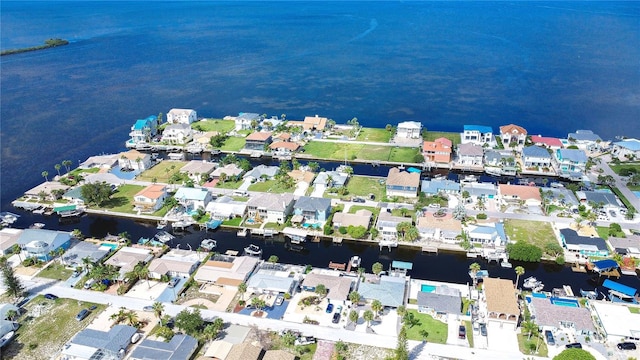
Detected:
[
  {"left": 167, "top": 108, "right": 197, "bottom": 124},
  {"left": 194, "top": 255, "right": 260, "bottom": 286},
  {"left": 162, "top": 123, "right": 193, "bottom": 144},
  {"left": 180, "top": 160, "right": 217, "bottom": 182},
  {"left": 104, "top": 246, "right": 153, "bottom": 274},
  {"left": 174, "top": 187, "right": 213, "bottom": 210},
  {"left": 396, "top": 121, "right": 422, "bottom": 139},
  {"left": 591, "top": 301, "right": 640, "bottom": 342},
  {"left": 205, "top": 196, "right": 247, "bottom": 219}
]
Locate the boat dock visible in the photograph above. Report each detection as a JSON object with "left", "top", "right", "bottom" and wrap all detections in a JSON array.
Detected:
[
  {"left": 329, "top": 262, "right": 346, "bottom": 271},
  {"left": 421, "top": 245, "right": 438, "bottom": 253}
]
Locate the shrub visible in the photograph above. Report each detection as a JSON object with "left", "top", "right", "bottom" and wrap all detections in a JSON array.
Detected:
[
  {"left": 476, "top": 213, "right": 487, "bottom": 220},
  {"left": 338, "top": 226, "right": 347, "bottom": 235},
  {"left": 555, "top": 255, "right": 565, "bottom": 265},
  {"left": 506, "top": 242, "right": 543, "bottom": 262}
]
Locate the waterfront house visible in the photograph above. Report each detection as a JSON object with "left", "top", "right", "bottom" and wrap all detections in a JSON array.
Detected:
[
  {"left": 166, "top": 108, "right": 197, "bottom": 125},
  {"left": 466, "top": 222, "right": 507, "bottom": 247},
  {"left": 302, "top": 272, "right": 354, "bottom": 302},
  {"left": 16, "top": 229, "right": 71, "bottom": 261},
  {"left": 456, "top": 143, "right": 484, "bottom": 166},
  {"left": 79, "top": 154, "right": 119, "bottom": 170},
  {"left": 211, "top": 163, "right": 244, "bottom": 179},
  {"left": 61, "top": 240, "right": 110, "bottom": 268},
  {"left": 461, "top": 182, "right": 498, "bottom": 202},
  {"left": 205, "top": 195, "right": 247, "bottom": 220},
  {"left": 244, "top": 131, "right": 272, "bottom": 151},
  {"left": 498, "top": 184, "right": 542, "bottom": 207},
  {"left": 269, "top": 141, "right": 300, "bottom": 156},
  {"left": 61, "top": 187, "right": 85, "bottom": 206},
  {"left": 417, "top": 285, "right": 462, "bottom": 315},
  {"left": 61, "top": 325, "right": 137, "bottom": 360},
  {"left": 590, "top": 301, "right": 640, "bottom": 343},
  {"left": 84, "top": 173, "right": 126, "bottom": 188},
  {"left": 24, "top": 181, "right": 70, "bottom": 202},
  {"left": 128, "top": 115, "right": 158, "bottom": 146},
  {"left": 484, "top": 149, "right": 515, "bottom": 167},
  {"left": 224, "top": 342, "right": 264, "bottom": 360},
  {"left": 174, "top": 187, "right": 213, "bottom": 211},
  {"left": 0, "top": 228, "right": 22, "bottom": 256},
  {"left": 117, "top": 150, "right": 151, "bottom": 171},
  {"left": 294, "top": 196, "right": 332, "bottom": 223},
  {"left": 461, "top": 125, "right": 494, "bottom": 146},
  {"left": 422, "top": 137, "right": 452, "bottom": 163},
  {"left": 148, "top": 249, "right": 200, "bottom": 279},
  {"left": 162, "top": 123, "right": 193, "bottom": 144},
  {"left": 528, "top": 297, "right": 596, "bottom": 335},
  {"left": 246, "top": 267, "right": 298, "bottom": 295},
  {"left": 376, "top": 211, "right": 410, "bottom": 240},
  {"left": 499, "top": 124, "right": 527, "bottom": 147},
  {"left": 612, "top": 138, "right": 640, "bottom": 159},
  {"left": 386, "top": 167, "right": 420, "bottom": 198},
  {"left": 576, "top": 190, "right": 623, "bottom": 210},
  {"left": 287, "top": 169, "right": 316, "bottom": 186},
  {"left": 539, "top": 187, "right": 580, "bottom": 208},
  {"left": 260, "top": 117, "right": 284, "bottom": 131},
  {"left": 246, "top": 193, "right": 295, "bottom": 224},
  {"left": 568, "top": 129, "right": 602, "bottom": 150},
  {"left": 243, "top": 165, "right": 279, "bottom": 182},
  {"left": 180, "top": 160, "right": 216, "bottom": 183},
  {"left": 105, "top": 246, "right": 153, "bottom": 278},
  {"left": 522, "top": 145, "right": 553, "bottom": 170},
  {"left": 608, "top": 235, "right": 640, "bottom": 258},
  {"left": 357, "top": 275, "right": 406, "bottom": 308},
  {"left": 396, "top": 121, "right": 422, "bottom": 139},
  {"left": 332, "top": 209, "right": 373, "bottom": 229},
  {"left": 531, "top": 135, "right": 564, "bottom": 150},
  {"left": 482, "top": 278, "right": 519, "bottom": 330},
  {"left": 130, "top": 334, "right": 198, "bottom": 360},
  {"left": 133, "top": 184, "right": 168, "bottom": 213},
  {"left": 555, "top": 148, "right": 588, "bottom": 174},
  {"left": 416, "top": 213, "right": 461, "bottom": 243},
  {"left": 234, "top": 112, "right": 261, "bottom": 131},
  {"left": 313, "top": 171, "right": 349, "bottom": 188},
  {"left": 302, "top": 115, "right": 328, "bottom": 131},
  {"left": 194, "top": 255, "right": 259, "bottom": 286},
  {"left": 559, "top": 228, "right": 609, "bottom": 257},
  {"left": 421, "top": 179, "right": 460, "bottom": 196}
]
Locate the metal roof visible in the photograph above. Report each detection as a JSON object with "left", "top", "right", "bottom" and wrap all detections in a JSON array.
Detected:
[{"left": 602, "top": 279, "right": 637, "bottom": 297}]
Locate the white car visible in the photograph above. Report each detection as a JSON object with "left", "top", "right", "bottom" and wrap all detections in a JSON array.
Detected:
[
  {"left": 295, "top": 336, "right": 316, "bottom": 346},
  {"left": 275, "top": 295, "right": 284, "bottom": 306}
]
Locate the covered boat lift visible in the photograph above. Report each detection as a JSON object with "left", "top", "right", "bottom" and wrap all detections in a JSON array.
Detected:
[{"left": 602, "top": 279, "right": 638, "bottom": 304}]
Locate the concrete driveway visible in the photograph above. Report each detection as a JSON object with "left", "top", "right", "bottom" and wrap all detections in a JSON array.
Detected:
[
  {"left": 486, "top": 322, "right": 519, "bottom": 352},
  {"left": 446, "top": 314, "right": 468, "bottom": 347},
  {"left": 311, "top": 184, "right": 326, "bottom": 198}
]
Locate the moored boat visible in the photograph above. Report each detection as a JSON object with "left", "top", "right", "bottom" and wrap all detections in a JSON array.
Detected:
[
  {"left": 244, "top": 244, "right": 262, "bottom": 257},
  {"left": 200, "top": 239, "right": 217, "bottom": 251},
  {"left": 349, "top": 255, "right": 362, "bottom": 268}
]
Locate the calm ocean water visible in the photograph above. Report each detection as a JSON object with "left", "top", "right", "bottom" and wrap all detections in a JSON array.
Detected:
[{"left": 2, "top": 1, "right": 639, "bottom": 209}]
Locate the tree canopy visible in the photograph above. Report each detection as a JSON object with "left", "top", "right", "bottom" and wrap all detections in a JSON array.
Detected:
[
  {"left": 506, "top": 242, "right": 543, "bottom": 262},
  {"left": 175, "top": 308, "right": 204, "bottom": 336},
  {"left": 553, "top": 349, "right": 596, "bottom": 360},
  {"left": 81, "top": 181, "right": 113, "bottom": 206}
]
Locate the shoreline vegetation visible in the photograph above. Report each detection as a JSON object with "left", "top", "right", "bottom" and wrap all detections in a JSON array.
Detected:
[{"left": 1, "top": 38, "right": 69, "bottom": 56}]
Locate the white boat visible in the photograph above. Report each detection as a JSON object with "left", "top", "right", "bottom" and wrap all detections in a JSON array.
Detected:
[
  {"left": 30, "top": 223, "right": 45, "bottom": 229},
  {"left": 349, "top": 255, "right": 361, "bottom": 268},
  {"left": 200, "top": 239, "right": 217, "bottom": 251},
  {"left": 237, "top": 228, "right": 248, "bottom": 237},
  {"left": 157, "top": 220, "right": 167, "bottom": 229},
  {"left": 523, "top": 276, "right": 544, "bottom": 289},
  {"left": 500, "top": 260, "right": 513, "bottom": 268},
  {"left": 0, "top": 212, "right": 20, "bottom": 225},
  {"left": 244, "top": 244, "right": 262, "bottom": 257},
  {"left": 155, "top": 231, "right": 175, "bottom": 243}
]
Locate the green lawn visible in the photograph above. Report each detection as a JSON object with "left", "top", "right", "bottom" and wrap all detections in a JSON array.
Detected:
[
  {"left": 191, "top": 119, "right": 235, "bottom": 133},
  {"left": 404, "top": 310, "right": 448, "bottom": 344},
  {"left": 4, "top": 296, "right": 104, "bottom": 360},
  {"left": 517, "top": 333, "right": 548, "bottom": 357},
  {"left": 464, "top": 320, "right": 474, "bottom": 347},
  {"left": 37, "top": 263, "right": 72, "bottom": 280},
  {"left": 222, "top": 217, "right": 243, "bottom": 226},
  {"left": 629, "top": 307, "right": 640, "bottom": 314},
  {"left": 303, "top": 141, "right": 422, "bottom": 163},
  {"left": 137, "top": 160, "right": 187, "bottom": 182},
  {"left": 264, "top": 222, "right": 287, "bottom": 230},
  {"left": 248, "top": 180, "right": 295, "bottom": 193},
  {"left": 69, "top": 167, "right": 100, "bottom": 176},
  {"left": 356, "top": 127, "right": 393, "bottom": 143},
  {"left": 220, "top": 136, "right": 246, "bottom": 151},
  {"left": 101, "top": 184, "right": 144, "bottom": 213},
  {"left": 611, "top": 186, "right": 637, "bottom": 212},
  {"left": 504, "top": 219, "right": 556, "bottom": 249},
  {"left": 348, "top": 205, "right": 380, "bottom": 217},
  {"left": 423, "top": 131, "right": 461, "bottom": 147},
  {"left": 215, "top": 180, "right": 243, "bottom": 189},
  {"left": 389, "top": 147, "right": 422, "bottom": 163},
  {"left": 345, "top": 176, "right": 386, "bottom": 200},
  {"left": 609, "top": 162, "right": 640, "bottom": 176}
]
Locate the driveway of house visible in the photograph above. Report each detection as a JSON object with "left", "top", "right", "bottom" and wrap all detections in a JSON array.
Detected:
[
  {"left": 156, "top": 277, "right": 187, "bottom": 303},
  {"left": 485, "top": 322, "right": 519, "bottom": 353},
  {"left": 446, "top": 314, "right": 468, "bottom": 347},
  {"left": 311, "top": 184, "right": 326, "bottom": 198},
  {"left": 126, "top": 279, "right": 168, "bottom": 300},
  {"left": 294, "top": 182, "right": 309, "bottom": 196}
]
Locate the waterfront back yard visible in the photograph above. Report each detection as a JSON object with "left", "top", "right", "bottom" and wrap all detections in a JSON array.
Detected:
[
  {"left": 303, "top": 141, "right": 421, "bottom": 163},
  {"left": 338, "top": 176, "right": 386, "bottom": 200},
  {"left": 356, "top": 127, "right": 393, "bottom": 143},
  {"left": 423, "top": 131, "right": 461, "bottom": 147},
  {"left": 136, "top": 160, "right": 186, "bottom": 182},
  {"left": 503, "top": 219, "right": 556, "bottom": 249},
  {"left": 191, "top": 119, "right": 234, "bottom": 133},
  {"left": 100, "top": 184, "right": 144, "bottom": 213}
]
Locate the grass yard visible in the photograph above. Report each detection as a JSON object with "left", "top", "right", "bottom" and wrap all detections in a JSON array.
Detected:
[
  {"left": 248, "top": 180, "right": 295, "bottom": 193},
  {"left": 356, "top": 127, "right": 393, "bottom": 143},
  {"left": 504, "top": 219, "right": 556, "bottom": 249},
  {"left": 389, "top": 147, "right": 422, "bottom": 163},
  {"left": 215, "top": 180, "right": 243, "bottom": 189},
  {"left": 629, "top": 307, "right": 640, "bottom": 314},
  {"left": 346, "top": 176, "right": 386, "bottom": 200},
  {"left": 609, "top": 162, "right": 640, "bottom": 176},
  {"left": 222, "top": 217, "right": 243, "bottom": 226},
  {"left": 191, "top": 119, "right": 234, "bottom": 133},
  {"left": 220, "top": 136, "right": 246, "bottom": 151},
  {"left": 464, "top": 320, "right": 474, "bottom": 347},
  {"left": 101, "top": 184, "right": 145, "bottom": 213},
  {"left": 517, "top": 333, "right": 548, "bottom": 357},
  {"left": 137, "top": 160, "right": 186, "bottom": 182},
  {"left": 423, "top": 131, "right": 461, "bottom": 147},
  {"left": 303, "top": 141, "right": 422, "bottom": 163},
  {"left": 69, "top": 167, "right": 100, "bottom": 176},
  {"left": 611, "top": 186, "right": 637, "bottom": 212},
  {"left": 348, "top": 205, "right": 380, "bottom": 217},
  {"left": 4, "top": 296, "right": 104, "bottom": 360},
  {"left": 404, "top": 310, "right": 448, "bottom": 344},
  {"left": 37, "top": 263, "right": 73, "bottom": 280},
  {"left": 264, "top": 222, "right": 287, "bottom": 230}
]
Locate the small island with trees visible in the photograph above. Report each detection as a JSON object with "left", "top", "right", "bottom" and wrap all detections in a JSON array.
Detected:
[{"left": 1, "top": 38, "right": 69, "bottom": 56}]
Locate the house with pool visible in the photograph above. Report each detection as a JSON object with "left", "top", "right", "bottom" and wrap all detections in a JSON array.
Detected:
[
  {"left": 16, "top": 228, "right": 72, "bottom": 261},
  {"left": 527, "top": 295, "right": 596, "bottom": 335}
]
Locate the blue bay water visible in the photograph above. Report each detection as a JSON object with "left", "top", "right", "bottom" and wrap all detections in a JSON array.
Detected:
[{"left": 2, "top": 1, "right": 640, "bottom": 209}]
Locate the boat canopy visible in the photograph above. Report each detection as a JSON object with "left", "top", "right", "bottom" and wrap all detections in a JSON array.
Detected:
[
  {"left": 392, "top": 260, "right": 413, "bottom": 270},
  {"left": 53, "top": 205, "right": 76, "bottom": 212},
  {"left": 283, "top": 227, "right": 308, "bottom": 237},
  {"left": 602, "top": 279, "right": 637, "bottom": 297},
  {"left": 592, "top": 259, "right": 619, "bottom": 273}
]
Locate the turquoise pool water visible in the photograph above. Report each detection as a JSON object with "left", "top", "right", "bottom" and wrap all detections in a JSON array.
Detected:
[
  {"left": 421, "top": 284, "right": 436, "bottom": 292},
  {"left": 550, "top": 298, "right": 580, "bottom": 308},
  {"left": 101, "top": 243, "right": 118, "bottom": 250},
  {"left": 532, "top": 292, "right": 547, "bottom": 298}
]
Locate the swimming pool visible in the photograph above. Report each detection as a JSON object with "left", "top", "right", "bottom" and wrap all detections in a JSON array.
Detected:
[
  {"left": 532, "top": 292, "right": 547, "bottom": 298},
  {"left": 421, "top": 284, "right": 436, "bottom": 293},
  {"left": 100, "top": 243, "right": 118, "bottom": 251},
  {"left": 550, "top": 297, "right": 580, "bottom": 308}
]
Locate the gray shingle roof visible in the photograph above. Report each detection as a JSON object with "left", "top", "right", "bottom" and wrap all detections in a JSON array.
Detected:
[
  {"left": 130, "top": 334, "right": 198, "bottom": 360},
  {"left": 529, "top": 297, "right": 595, "bottom": 332},
  {"left": 522, "top": 145, "right": 552, "bottom": 159},
  {"left": 560, "top": 229, "right": 607, "bottom": 251},
  {"left": 568, "top": 130, "right": 601, "bottom": 142},
  {"left": 581, "top": 191, "right": 620, "bottom": 207},
  {"left": 294, "top": 196, "right": 331, "bottom": 212},
  {"left": 71, "top": 325, "right": 136, "bottom": 354},
  {"left": 416, "top": 289, "right": 461, "bottom": 314},
  {"left": 247, "top": 193, "right": 294, "bottom": 212}
]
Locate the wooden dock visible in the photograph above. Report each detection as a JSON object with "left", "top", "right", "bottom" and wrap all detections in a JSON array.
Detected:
[
  {"left": 422, "top": 245, "right": 438, "bottom": 253},
  {"left": 329, "top": 262, "right": 346, "bottom": 271}
]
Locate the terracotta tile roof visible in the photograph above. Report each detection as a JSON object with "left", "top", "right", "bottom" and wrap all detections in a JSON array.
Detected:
[
  {"left": 416, "top": 213, "right": 462, "bottom": 232},
  {"left": 269, "top": 141, "right": 300, "bottom": 151},
  {"left": 423, "top": 140, "right": 452, "bottom": 163},
  {"left": 435, "top": 137, "right": 453, "bottom": 147},
  {"left": 134, "top": 184, "right": 166, "bottom": 200},
  {"left": 303, "top": 115, "right": 327, "bottom": 130},
  {"left": 483, "top": 277, "right": 519, "bottom": 316},
  {"left": 386, "top": 167, "right": 420, "bottom": 187},
  {"left": 499, "top": 124, "right": 527, "bottom": 136},
  {"left": 498, "top": 184, "right": 542, "bottom": 201},
  {"left": 288, "top": 169, "right": 316, "bottom": 184},
  {"left": 245, "top": 131, "right": 272, "bottom": 141},
  {"left": 119, "top": 149, "right": 148, "bottom": 160},
  {"left": 531, "top": 135, "right": 564, "bottom": 148},
  {"left": 275, "top": 133, "right": 291, "bottom": 141}
]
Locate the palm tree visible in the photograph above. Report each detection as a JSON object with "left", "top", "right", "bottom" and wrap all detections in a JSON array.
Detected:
[
  {"left": 82, "top": 256, "right": 94, "bottom": 271},
  {"left": 419, "top": 329, "right": 429, "bottom": 342},
  {"left": 110, "top": 307, "right": 128, "bottom": 324},
  {"left": 62, "top": 160, "right": 72, "bottom": 173},
  {"left": 55, "top": 247, "right": 65, "bottom": 265},
  {"left": 133, "top": 263, "right": 150, "bottom": 288},
  {"left": 371, "top": 299, "right": 383, "bottom": 318},
  {"left": 5, "top": 309, "right": 18, "bottom": 321},
  {"left": 406, "top": 226, "right": 420, "bottom": 242},
  {"left": 238, "top": 282, "right": 247, "bottom": 301},
  {"left": 41, "top": 171, "right": 49, "bottom": 182},
  {"left": 349, "top": 310, "right": 359, "bottom": 325},
  {"left": 372, "top": 262, "right": 383, "bottom": 277},
  {"left": 396, "top": 305, "right": 406, "bottom": 318},
  {"left": 124, "top": 310, "right": 139, "bottom": 327},
  {"left": 201, "top": 322, "right": 220, "bottom": 341},
  {"left": 152, "top": 302, "right": 165, "bottom": 325},
  {"left": 54, "top": 164, "right": 62, "bottom": 177},
  {"left": 363, "top": 309, "right": 374, "bottom": 328},
  {"left": 521, "top": 320, "right": 538, "bottom": 340},
  {"left": 349, "top": 291, "right": 361, "bottom": 305},
  {"left": 11, "top": 244, "right": 22, "bottom": 262},
  {"left": 314, "top": 284, "right": 327, "bottom": 298},
  {"left": 515, "top": 266, "right": 525, "bottom": 290},
  {"left": 469, "top": 262, "right": 481, "bottom": 287}
]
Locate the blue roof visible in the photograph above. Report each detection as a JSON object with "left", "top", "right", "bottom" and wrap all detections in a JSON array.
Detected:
[
  {"left": 592, "top": 259, "right": 619, "bottom": 272},
  {"left": 464, "top": 125, "right": 493, "bottom": 133},
  {"left": 602, "top": 279, "right": 637, "bottom": 297},
  {"left": 568, "top": 130, "right": 601, "bottom": 142},
  {"left": 132, "top": 115, "right": 156, "bottom": 130},
  {"left": 421, "top": 179, "right": 460, "bottom": 194},
  {"left": 71, "top": 325, "right": 137, "bottom": 354},
  {"left": 392, "top": 261, "right": 413, "bottom": 270},
  {"left": 175, "top": 187, "right": 210, "bottom": 202},
  {"left": 614, "top": 139, "right": 640, "bottom": 151},
  {"left": 522, "top": 145, "right": 552, "bottom": 159},
  {"left": 557, "top": 149, "right": 588, "bottom": 163}
]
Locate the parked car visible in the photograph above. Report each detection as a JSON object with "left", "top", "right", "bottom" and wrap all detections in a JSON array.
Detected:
[
  {"left": 131, "top": 333, "right": 142, "bottom": 344},
  {"left": 458, "top": 325, "right": 466, "bottom": 339},
  {"left": 326, "top": 303, "right": 334, "bottom": 313},
  {"left": 332, "top": 312, "right": 341, "bottom": 324},
  {"left": 83, "top": 279, "right": 96, "bottom": 289},
  {"left": 44, "top": 293, "right": 58, "bottom": 300},
  {"left": 480, "top": 323, "right": 487, "bottom": 337},
  {"left": 168, "top": 277, "right": 179, "bottom": 288},
  {"left": 76, "top": 309, "right": 90, "bottom": 321},
  {"left": 353, "top": 197, "right": 366, "bottom": 203},
  {"left": 565, "top": 343, "right": 582, "bottom": 349},
  {"left": 617, "top": 342, "right": 637, "bottom": 350},
  {"left": 336, "top": 305, "right": 343, "bottom": 313},
  {"left": 544, "top": 330, "right": 555, "bottom": 345},
  {"left": 143, "top": 306, "right": 154, "bottom": 312},
  {"left": 72, "top": 270, "right": 80, "bottom": 278},
  {"left": 275, "top": 296, "right": 284, "bottom": 306},
  {"left": 295, "top": 336, "right": 316, "bottom": 346}
]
